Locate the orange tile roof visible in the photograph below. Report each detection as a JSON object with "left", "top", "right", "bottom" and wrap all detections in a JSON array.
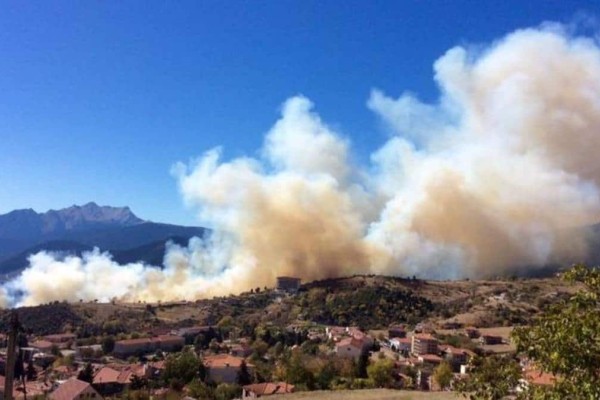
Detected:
[
  {"left": 31, "top": 340, "right": 54, "bottom": 349},
  {"left": 204, "top": 354, "right": 248, "bottom": 368},
  {"left": 419, "top": 354, "right": 443, "bottom": 362},
  {"left": 49, "top": 378, "right": 94, "bottom": 400},
  {"left": 442, "top": 345, "right": 476, "bottom": 356},
  {"left": 243, "top": 382, "right": 294, "bottom": 395},
  {"left": 0, "top": 376, "right": 51, "bottom": 399},
  {"left": 45, "top": 334, "right": 76, "bottom": 342},
  {"left": 413, "top": 333, "right": 437, "bottom": 340},
  {"left": 149, "top": 360, "right": 165, "bottom": 370},
  {"left": 525, "top": 369, "right": 557, "bottom": 386},
  {"left": 336, "top": 337, "right": 363, "bottom": 349},
  {"left": 93, "top": 367, "right": 121, "bottom": 384}
]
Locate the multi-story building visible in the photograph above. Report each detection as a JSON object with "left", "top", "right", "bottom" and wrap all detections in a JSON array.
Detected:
[{"left": 411, "top": 333, "right": 439, "bottom": 355}]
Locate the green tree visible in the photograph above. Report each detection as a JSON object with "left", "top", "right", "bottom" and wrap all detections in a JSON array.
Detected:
[
  {"left": 285, "top": 353, "right": 316, "bottom": 390},
  {"left": 214, "top": 383, "right": 242, "bottom": 400},
  {"left": 187, "top": 379, "right": 213, "bottom": 399},
  {"left": 511, "top": 264, "right": 600, "bottom": 399},
  {"left": 129, "top": 375, "right": 148, "bottom": 391},
  {"left": 433, "top": 361, "right": 453, "bottom": 390},
  {"left": 102, "top": 336, "right": 115, "bottom": 354},
  {"left": 194, "top": 333, "right": 206, "bottom": 352},
  {"left": 26, "top": 363, "right": 37, "bottom": 381},
  {"left": 455, "top": 355, "right": 522, "bottom": 400},
  {"left": 366, "top": 358, "right": 394, "bottom": 388},
  {"left": 355, "top": 350, "right": 369, "bottom": 379},
  {"left": 50, "top": 344, "right": 60, "bottom": 356},
  {"left": 236, "top": 360, "right": 252, "bottom": 386},
  {"left": 162, "top": 350, "right": 201, "bottom": 386},
  {"left": 77, "top": 363, "right": 94, "bottom": 383}
]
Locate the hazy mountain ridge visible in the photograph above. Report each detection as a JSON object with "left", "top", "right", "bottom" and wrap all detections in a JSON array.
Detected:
[
  {"left": 0, "top": 203, "right": 206, "bottom": 272},
  {"left": 0, "top": 202, "right": 143, "bottom": 240}
]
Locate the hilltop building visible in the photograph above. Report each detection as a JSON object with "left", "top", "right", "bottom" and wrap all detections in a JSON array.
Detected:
[{"left": 276, "top": 277, "right": 301, "bottom": 292}]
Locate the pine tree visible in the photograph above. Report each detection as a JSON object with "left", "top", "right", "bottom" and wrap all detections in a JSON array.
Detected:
[
  {"left": 77, "top": 363, "right": 94, "bottom": 383},
  {"left": 236, "top": 360, "right": 252, "bottom": 385}
]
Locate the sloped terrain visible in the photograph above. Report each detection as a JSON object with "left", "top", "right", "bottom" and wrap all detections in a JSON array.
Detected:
[{"left": 0, "top": 274, "right": 580, "bottom": 336}]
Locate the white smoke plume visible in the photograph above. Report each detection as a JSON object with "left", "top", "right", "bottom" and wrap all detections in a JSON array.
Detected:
[{"left": 3, "top": 24, "right": 600, "bottom": 307}]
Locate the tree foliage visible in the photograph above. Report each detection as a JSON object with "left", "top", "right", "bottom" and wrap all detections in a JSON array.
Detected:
[
  {"left": 236, "top": 360, "right": 253, "bottom": 386},
  {"left": 102, "top": 336, "right": 115, "bottom": 354},
  {"left": 77, "top": 363, "right": 95, "bottom": 383},
  {"left": 433, "top": 361, "right": 453, "bottom": 390},
  {"left": 366, "top": 358, "right": 394, "bottom": 388},
  {"left": 456, "top": 355, "right": 522, "bottom": 400},
  {"left": 162, "top": 350, "right": 201, "bottom": 386},
  {"left": 460, "top": 264, "right": 600, "bottom": 399},
  {"left": 512, "top": 264, "right": 600, "bottom": 399}
]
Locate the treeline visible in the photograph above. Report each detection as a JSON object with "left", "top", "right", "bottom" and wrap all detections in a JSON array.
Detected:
[{"left": 295, "top": 286, "right": 435, "bottom": 329}]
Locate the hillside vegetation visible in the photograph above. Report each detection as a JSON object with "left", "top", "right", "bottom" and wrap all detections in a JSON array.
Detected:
[
  {"left": 0, "top": 274, "right": 580, "bottom": 336},
  {"left": 267, "top": 389, "right": 460, "bottom": 400}
]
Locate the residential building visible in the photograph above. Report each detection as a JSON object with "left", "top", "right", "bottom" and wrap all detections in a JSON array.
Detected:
[
  {"left": 480, "top": 335, "right": 503, "bottom": 345},
  {"left": 171, "top": 326, "right": 215, "bottom": 341},
  {"left": 388, "top": 325, "right": 406, "bottom": 338},
  {"left": 276, "top": 277, "right": 301, "bottom": 292},
  {"left": 442, "top": 346, "right": 475, "bottom": 368},
  {"left": 112, "top": 335, "right": 184, "bottom": 358},
  {"left": 464, "top": 327, "right": 480, "bottom": 338},
  {"left": 411, "top": 334, "right": 439, "bottom": 355},
  {"left": 204, "top": 354, "right": 253, "bottom": 384},
  {"left": 347, "top": 327, "right": 373, "bottom": 348},
  {"left": 92, "top": 366, "right": 138, "bottom": 396},
  {"left": 325, "top": 326, "right": 346, "bottom": 342},
  {"left": 45, "top": 334, "right": 76, "bottom": 344},
  {"left": 0, "top": 375, "right": 51, "bottom": 400},
  {"left": 390, "top": 337, "right": 411, "bottom": 353},
  {"left": 49, "top": 378, "right": 102, "bottom": 400},
  {"left": 230, "top": 343, "right": 253, "bottom": 358},
  {"left": 242, "top": 382, "right": 294, "bottom": 398},
  {"left": 30, "top": 340, "right": 54, "bottom": 353},
  {"left": 418, "top": 354, "right": 443, "bottom": 365},
  {"left": 524, "top": 369, "right": 556, "bottom": 386},
  {"left": 335, "top": 337, "right": 364, "bottom": 359}
]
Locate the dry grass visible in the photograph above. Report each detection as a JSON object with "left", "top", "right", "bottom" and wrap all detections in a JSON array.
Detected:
[{"left": 268, "top": 389, "right": 461, "bottom": 400}]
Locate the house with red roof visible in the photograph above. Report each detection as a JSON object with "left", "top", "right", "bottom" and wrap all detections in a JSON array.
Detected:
[
  {"left": 92, "top": 366, "right": 136, "bottom": 396},
  {"left": 112, "top": 335, "right": 184, "bottom": 358},
  {"left": 335, "top": 337, "right": 364, "bottom": 359},
  {"left": 441, "top": 345, "right": 476, "bottom": 368},
  {"left": 204, "top": 354, "right": 253, "bottom": 384},
  {"left": 49, "top": 378, "right": 102, "bottom": 400},
  {"left": 242, "top": 382, "right": 294, "bottom": 398}
]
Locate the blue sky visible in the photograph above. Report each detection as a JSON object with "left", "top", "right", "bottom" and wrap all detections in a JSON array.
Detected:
[{"left": 1, "top": 0, "right": 598, "bottom": 225}]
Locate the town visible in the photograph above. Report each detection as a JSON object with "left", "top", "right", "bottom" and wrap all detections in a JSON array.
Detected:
[{"left": 0, "top": 274, "right": 568, "bottom": 400}]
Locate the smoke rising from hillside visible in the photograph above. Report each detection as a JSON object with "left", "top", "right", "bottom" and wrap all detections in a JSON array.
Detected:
[{"left": 3, "top": 24, "right": 600, "bottom": 307}]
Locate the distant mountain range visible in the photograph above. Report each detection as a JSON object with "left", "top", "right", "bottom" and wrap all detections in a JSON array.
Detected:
[{"left": 0, "top": 202, "right": 206, "bottom": 274}]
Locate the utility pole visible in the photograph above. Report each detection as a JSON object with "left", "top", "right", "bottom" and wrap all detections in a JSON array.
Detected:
[{"left": 5, "top": 311, "right": 20, "bottom": 400}]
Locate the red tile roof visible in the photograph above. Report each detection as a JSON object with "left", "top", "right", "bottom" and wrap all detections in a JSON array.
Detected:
[
  {"left": 419, "top": 354, "right": 443, "bottom": 363},
  {"left": 31, "top": 340, "right": 54, "bottom": 349},
  {"left": 525, "top": 369, "right": 557, "bottom": 386},
  {"left": 441, "top": 345, "right": 476, "bottom": 357},
  {"left": 49, "top": 378, "right": 95, "bottom": 400},
  {"left": 243, "top": 382, "right": 294, "bottom": 395},
  {"left": 336, "top": 337, "right": 363, "bottom": 349},
  {"left": 93, "top": 367, "right": 121, "bottom": 384},
  {"left": 413, "top": 333, "right": 437, "bottom": 340},
  {"left": 204, "top": 354, "right": 248, "bottom": 368}
]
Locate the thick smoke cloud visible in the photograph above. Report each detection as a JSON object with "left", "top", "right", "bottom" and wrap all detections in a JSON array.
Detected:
[{"left": 3, "top": 24, "right": 600, "bottom": 307}]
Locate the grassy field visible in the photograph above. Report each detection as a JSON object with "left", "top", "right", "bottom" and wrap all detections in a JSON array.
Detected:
[{"left": 268, "top": 389, "right": 461, "bottom": 400}]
